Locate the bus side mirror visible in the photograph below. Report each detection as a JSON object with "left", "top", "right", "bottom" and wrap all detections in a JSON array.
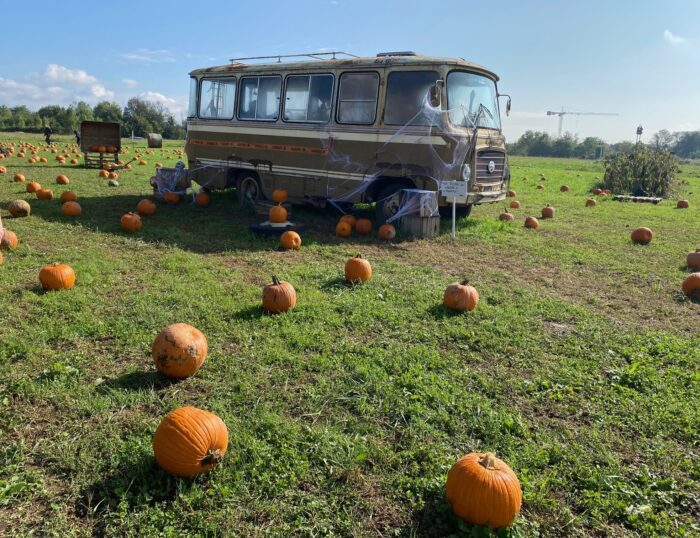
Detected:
[
  {"left": 498, "top": 93, "right": 512, "bottom": 117},
  {"left": 430, "top": 79, "right": 444, "bottom": 108}
]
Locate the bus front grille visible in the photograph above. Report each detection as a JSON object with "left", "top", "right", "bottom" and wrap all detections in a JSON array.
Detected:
[{"left": 475, "top": 151, "right": 506, "bottom": 183}]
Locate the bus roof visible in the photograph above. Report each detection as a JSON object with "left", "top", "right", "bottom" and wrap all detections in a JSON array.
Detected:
[{"left": 189, "top": 53, "right": 499, "bottom": 81}]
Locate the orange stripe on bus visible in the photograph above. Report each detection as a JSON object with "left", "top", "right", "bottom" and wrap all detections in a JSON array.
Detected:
[{"left": 188, "top": 138, "right": 329, "bottom": 156}]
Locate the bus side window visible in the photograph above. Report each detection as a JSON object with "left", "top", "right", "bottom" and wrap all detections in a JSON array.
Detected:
[
  {"left": 337, "top": 72, "right": 379, "bottom": 125},
  {"left": 238, "top": 76, "right": 281, "bottom": 121},
  {"left": 284, "top": 74, "right": 333, "bottom": 123}
]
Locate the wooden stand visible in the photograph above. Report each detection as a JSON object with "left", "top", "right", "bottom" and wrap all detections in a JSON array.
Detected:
[{"left": 399, "top": 215, "right": 440, "bottom": 238}]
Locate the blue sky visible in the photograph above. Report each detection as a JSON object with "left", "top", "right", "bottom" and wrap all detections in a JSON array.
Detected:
[{"left": 0, "top": 0, "right": 698, "bottom": 142}]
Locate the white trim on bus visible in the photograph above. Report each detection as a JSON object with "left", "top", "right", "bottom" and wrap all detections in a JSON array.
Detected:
[{"left": 187, "top": 124, "right": 447, "bottom": 145}]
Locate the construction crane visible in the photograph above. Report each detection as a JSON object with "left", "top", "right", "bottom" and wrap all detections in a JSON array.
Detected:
[{"left": 546, "top": 108, "right": 619, "bottom": 137}]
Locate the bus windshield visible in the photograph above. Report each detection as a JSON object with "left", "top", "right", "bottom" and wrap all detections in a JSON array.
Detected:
[{"left": 447, "top": 71, "right": 500, "bottom": 130}]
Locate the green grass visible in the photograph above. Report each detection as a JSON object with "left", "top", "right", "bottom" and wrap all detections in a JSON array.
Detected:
[{"left": 0, "top": 135, "right": 699, "bottom": 537}]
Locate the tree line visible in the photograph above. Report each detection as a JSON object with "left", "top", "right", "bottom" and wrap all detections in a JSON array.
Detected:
[
  {"left": 508, "top": 130, "right": 700, "bottom": 159},
  {"left": 0, "top": 99, "right": 186, "bottom": 139}
]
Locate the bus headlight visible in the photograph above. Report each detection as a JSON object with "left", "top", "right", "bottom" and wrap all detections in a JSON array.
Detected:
[{"left": 461, "top": 163, "right": 471, "bottom": 181}]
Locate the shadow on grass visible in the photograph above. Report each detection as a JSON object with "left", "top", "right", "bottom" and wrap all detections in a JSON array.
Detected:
[
  {"left": 25, "top": 189, "right": 424, "bottom": 254},
  {"left": 75, "top": 450, "right": 201, "bottom": 529},
  {"left": 232, "top": 304, "right": 265, "bottom": 320},
  {"left": 409, "top": 488, "right": 508, "bottom": 537},
  {"left": 427, "top": 303, "right": 467, "bottom": 320},
  {"left": 96, "top": 370, "right": 181, "bottom": 394},
  {"left": 319, "top": 276, "right": 353, "bottom": 292}
]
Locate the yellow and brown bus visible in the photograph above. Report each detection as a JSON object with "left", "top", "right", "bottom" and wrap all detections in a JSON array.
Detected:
[{"left": 185, "top": 51, "right": 511, "bottom": 220}]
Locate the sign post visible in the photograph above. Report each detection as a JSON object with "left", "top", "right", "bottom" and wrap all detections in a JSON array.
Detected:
[{"left": 440, "top": 181, "right": 467, "bottom": 240}]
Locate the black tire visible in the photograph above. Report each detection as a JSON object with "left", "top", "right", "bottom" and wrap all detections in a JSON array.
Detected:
[
  {"left": 439, "top": 204, "right": 472, "bottom": 219},
  {"left": 374, "top": 184, "right": 406, "bottom": 223},
  {"left": 237, "top": 173, "right": 262, "bottom": 207}
]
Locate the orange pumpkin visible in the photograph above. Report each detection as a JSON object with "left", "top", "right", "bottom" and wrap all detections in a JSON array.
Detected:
[
  {"left": 593, "top": 188, "right": 603, "bottom": 195},
  {"left": 524, "top": 216, "right": 539, "bottom": 229},
  {"left": 1, "top": 230, "right": 19, "bottom": 249},
  {"left": 541, "top": 205, "right": 555, "bottom": 219},
  {"left": 106, "top": 146, "right": 117, "bottom": 153},
  {"left": 60, "top": 191, "right": 78, "bottom": 204},
  {"left": 631, "top": 227, "right": 653, "bottom": 245},
  {"left": 120, "top": 212, "right": 142, "bottom": 233},
  {"left": 677, "top": 199, "right": 690, "bottom": 209},
  {"left": 0, "top": 166, "right": 6, "bottom": 173},
  {"left": 61, "top": 201, "right": 82, "bottom": 217},
  {"left": 108, "top": 172, "right": 119, "bottom": 180},
  {"left": 26, "top": 181, "right": 41, "bottom": 193},
  {"left": 262, "top": 275, "right": 297, "bottom": 314},
  {"left": 560, "top": 185, "right": 569, "bottom": 192},
  {"left": 280, "top": 230, "right": 301, "bottom": 250},
  {"left": 0, "top": 251, "right": 3, "bottom": 265},
  {"left": 195, "top": 191, "right": 210, "bottom": 207},
  {"left": 155, "top": 162, "right": 163, "bottom": 168},
  {"left": 99, "top": 170, "right": 109, "bottom": 178},
  {"left": 340, "top": 215, "right": 357, "bottom": 228},
  {"left": 507, "top": 190, "right": 516, "bottom": 197},
  {"left": 13, "top": 173, "right": 25, "bottom": 183},
  {"left": 39, "top": 157, "right": 47, "bottom": 163},
  {"left": 336, "top": 220, "right": 352, "bottom": 237},
  {"left": 345, "top": 254, "right": 372, "bottom": 283},
  {"left": 70, "top": 158, "right": 78, "bottom": 164},
  {"left": 138, "top": 159, "right": 147, "bottom": 165},
  {"left": 536, "top": 184, "right": 544, "bottom": 190},
  {"left": 443, "top": 280, "right": 479, "bottom": 312},
  {"left": 509, "top": 200, "right": 520, "bottom": 209},
  {"left": 681, "top": 272, "right": 700, "bottom": 298},
  {"left": 446, "top": 452, "right": 522, "bottom": 528},
  {"left": 152, "top": 323, "right": 208, "bottom": 378},
  {"left": 272, "top": 188, "right": 288, "bottom": 203},
  {"left": 377, "top": 223, "right": 396, "bottom": 240},
  {"left": 39, "top": 263, "right": 76, "bottom": 291},
  {"left": 355, "top": 218, "right": 373, "bottom": 235},
  {"left": 36, "top": 189, "right": 54, "bottom": 200},
  {"left": 136, "top": 199, "right": 157, "bottom": 216},
  {"left": 499, "top": 211, "right": 514, "bottom": 221},
  {"left": 269, "top": 204, "right": 287, "bottom": 223},
  {"left": 687, "top": 250, "right": 700, "bottom": 270},
  {"left": 56, "top": 174, "right": 69, "bottom": 185},
  {"left": 163, "top": 191, "right": 181, "bottom": 204},
  {"left": 585, "top": 198, "right": 597, "bottom": 207},
  {"left": 153, "top": 406, "right": 228, "bottom": 478}
]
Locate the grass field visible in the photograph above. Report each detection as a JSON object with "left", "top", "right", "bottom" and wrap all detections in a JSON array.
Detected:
[{"left": 0, "top": 134, "right": 698, "bottom": 537}]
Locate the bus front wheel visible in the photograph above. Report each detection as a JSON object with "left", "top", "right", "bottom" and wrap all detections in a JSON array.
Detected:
[{"left": 237, "top": 174, "right": 262, "bottom": 207}]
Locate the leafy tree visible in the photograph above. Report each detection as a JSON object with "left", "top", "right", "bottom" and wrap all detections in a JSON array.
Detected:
[
  {"left": 121, "top": 98, "right": 165, "bottom": 137},
  {"left": 673, "top": 131, "right": 700, "bottom": 158},
  {"left": 93, "top": 101, "right": 123, "bottom": 123}
]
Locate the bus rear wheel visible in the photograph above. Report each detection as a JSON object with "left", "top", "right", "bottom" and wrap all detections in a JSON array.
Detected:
[
  {"left": 237, "top": 174, "right": 262, "bottom": 207},
  {"left": 374, "top": 184, "right": 405, "bottom": 223}
]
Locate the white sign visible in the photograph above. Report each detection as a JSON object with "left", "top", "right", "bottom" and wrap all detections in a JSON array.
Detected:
[{"left": 440, "top": 180, "right": 467, "bottom": 198}]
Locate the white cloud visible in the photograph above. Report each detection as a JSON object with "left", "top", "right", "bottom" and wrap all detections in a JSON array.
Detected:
[
  {"left": 0, "top": 65, "right": 115, "bottom": 108},
  {"left": 122, "top": 78, "right": 138, "bottom": 88},
  {"left": 119, "top": 49, "right": 177, "bottom": 63},
  {"left": 663, "top": 30, "right": 685, "bottom": 45},
  {"left": 137, "top": 91, "right": 188, "bottom": 118}
]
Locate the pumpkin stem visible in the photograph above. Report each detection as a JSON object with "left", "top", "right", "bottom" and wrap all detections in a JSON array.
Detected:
[
  {"left": 355, "top": 253, "right": 363, "bottom": 259},
  {"left": 478, "top": 452, "right": 497, "bottom": 470},
  {"left": 460, "top": 279, "right": 470, "bottom": 286},
  {"left": 201, "top": 449, "right": 224, "bottom": 467},
  {"left": 272, "top": 275, "right": 281, "bottom": 286}
]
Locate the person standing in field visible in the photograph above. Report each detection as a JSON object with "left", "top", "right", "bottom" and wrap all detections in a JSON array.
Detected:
[
  {"left": 74, "top": 130, "right": 81, "bottom": 144},
  {"left": 44, "top": 125, "right": 52, "bottom": 145}
]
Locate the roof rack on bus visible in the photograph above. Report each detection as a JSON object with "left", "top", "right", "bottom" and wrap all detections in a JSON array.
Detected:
[
  {"left": 228, "top": 51, "right": 359, "bottom": 64},
  {"left": 376, "top": 51, "right": 417, "bottom": 57}
]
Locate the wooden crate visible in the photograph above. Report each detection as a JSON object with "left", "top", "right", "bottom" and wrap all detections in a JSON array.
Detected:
[
  {"left": 399, "top": 215, "right": 440, "bottom": 238},
  {"left": 254, "top": 200, "right": 293, "bottom": 219}
]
